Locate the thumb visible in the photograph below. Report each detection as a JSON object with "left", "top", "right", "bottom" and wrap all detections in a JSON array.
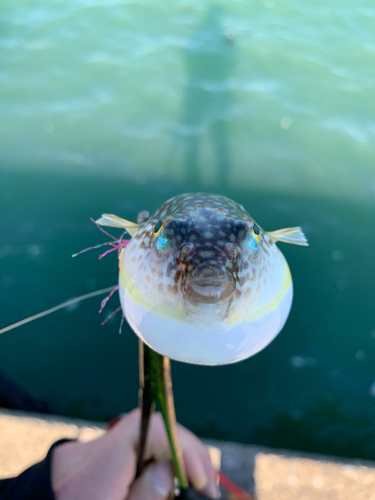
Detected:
[{"left": 127, "top": 461, "right": 174, "bottom": 500}]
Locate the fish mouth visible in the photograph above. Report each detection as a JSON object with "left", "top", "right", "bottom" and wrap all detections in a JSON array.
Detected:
[{"left": 184, "top": 280, "right": 234, "bottom": 304}]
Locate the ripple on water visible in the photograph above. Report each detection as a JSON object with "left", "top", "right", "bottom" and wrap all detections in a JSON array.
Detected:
[{"left": 323, "top": 118, "right": 375, "bottom": 145}]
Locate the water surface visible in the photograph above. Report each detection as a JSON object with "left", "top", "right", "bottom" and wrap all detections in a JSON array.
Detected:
[{"left": 1, "top": 0, "right": 375, "bottom": 460}]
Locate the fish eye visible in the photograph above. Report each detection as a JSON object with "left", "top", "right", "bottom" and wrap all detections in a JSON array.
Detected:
[
  {"left": 250, "top": 223, "right": 260, "bottom": 250},
  {"left": 154, "top": 220, "right": 164, "bottom": 238}
]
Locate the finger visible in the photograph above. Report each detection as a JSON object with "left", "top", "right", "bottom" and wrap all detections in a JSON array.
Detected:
[
  {"left": 144, "top": 414, "right": 218, "bottom": 498},
  {"left": 109, "top": 410, "right": 218, "bottom": 498},
  {"left": 183, "top": 442, "right": 219, "bottom": 498},
  {"left": 126, "top": 461, "right": 174, "bottom": 500}
]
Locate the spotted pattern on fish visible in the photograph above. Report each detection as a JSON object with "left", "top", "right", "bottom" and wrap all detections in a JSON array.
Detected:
[
  {"left": 119, "top": 193, "right": 289, "bottom": 331},
  {"left": 98, "top": 192, "right": 310, "bottom": 364}
]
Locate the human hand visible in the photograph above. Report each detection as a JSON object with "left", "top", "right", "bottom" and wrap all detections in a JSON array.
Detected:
[{"left": 51, "top": 409, "right": 219, "bottom": 500}]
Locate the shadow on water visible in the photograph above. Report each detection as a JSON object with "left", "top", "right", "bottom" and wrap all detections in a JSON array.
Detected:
[
  {"left": 1, "top": 169, "right": 375, "bottom": 460},
  {"left": 178, "top": 3, "right": 236, "bottom": 186}
]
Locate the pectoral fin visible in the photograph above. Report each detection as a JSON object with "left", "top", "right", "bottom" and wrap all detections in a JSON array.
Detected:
[
  {"left": 267, "top": 227, "right": 308, "bottom": 246},
  {"left": 96, "top": 214, "right": 140, "bottom": 236}
]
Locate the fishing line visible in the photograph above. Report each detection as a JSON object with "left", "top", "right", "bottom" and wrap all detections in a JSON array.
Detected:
[{"left": 0, "top": 285, "right": 117, "bottom": 334}]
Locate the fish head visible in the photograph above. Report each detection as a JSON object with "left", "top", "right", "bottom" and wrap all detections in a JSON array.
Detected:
[{"left": 152, "top": 205, "right": 260, "bottom": 306}]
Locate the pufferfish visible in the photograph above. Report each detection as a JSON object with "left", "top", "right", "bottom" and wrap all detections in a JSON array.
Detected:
[{"left": 97, "top": 193, "right": 308, "bottom": 366}]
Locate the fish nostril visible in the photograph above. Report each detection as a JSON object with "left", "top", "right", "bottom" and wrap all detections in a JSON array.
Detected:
[
  {"left": 225, "top": 243, "right": 238, "bottom": 259},
  {"left": 180, "top": 243, "right": 195, "bottom": 259}
]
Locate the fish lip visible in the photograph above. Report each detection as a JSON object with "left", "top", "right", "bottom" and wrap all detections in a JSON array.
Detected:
[{"left": 183, "top": 280, "right": 234, "bottom": 304}]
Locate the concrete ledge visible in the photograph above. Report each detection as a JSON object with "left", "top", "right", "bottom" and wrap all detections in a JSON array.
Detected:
[
  {"left": 211, "top": 439, "right": 375, "bottom": 500},
  {"left": 0, "top": 409, "right": 104, "bottom": 478},
  {"left": 1, "top": 409, "right": 375, "bottom": 499}
]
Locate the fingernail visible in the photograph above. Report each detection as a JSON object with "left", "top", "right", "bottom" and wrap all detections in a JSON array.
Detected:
[
  {"left": 192, "top": 468, "right": 208, "bottom": 492},
  {"left": 149, "top": 462, "right": 173, "bottom": 497},
  {"left": 201, "top": 479, "right": 221, "bottom": 499}
]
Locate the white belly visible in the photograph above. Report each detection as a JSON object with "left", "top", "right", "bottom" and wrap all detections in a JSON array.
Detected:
[{"left": 119, "top": 282, "right": 293, "bottom": 365}]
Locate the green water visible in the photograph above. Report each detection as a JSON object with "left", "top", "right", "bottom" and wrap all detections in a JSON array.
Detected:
[{"left": 1, "top": 0, "right": 375, "bottom": 460}]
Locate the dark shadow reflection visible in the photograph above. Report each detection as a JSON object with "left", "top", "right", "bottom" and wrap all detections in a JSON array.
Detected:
[{"left": 180, "top": 4, "right": 236, "bottom": 186}]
